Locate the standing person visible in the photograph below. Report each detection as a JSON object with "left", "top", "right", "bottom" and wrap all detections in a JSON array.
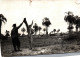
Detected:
[
  {"left": 11, "top": 22, "right": 23, "bottom": 52},
  {"left": 23, "top": 18, "right": 33, "bottom": 50}
]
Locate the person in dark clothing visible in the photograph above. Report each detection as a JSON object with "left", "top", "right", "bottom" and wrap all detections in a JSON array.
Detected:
[
  {"left": 23, "top": 18, "right": 33, "bottom": 50},
  {"left": 11, "top": 22, "right": 23, "bottom": 52}
]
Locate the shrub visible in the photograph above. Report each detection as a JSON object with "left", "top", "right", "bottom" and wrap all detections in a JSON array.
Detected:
[{"left": 63, "top": 33, "right": 77, "bottom": 41}]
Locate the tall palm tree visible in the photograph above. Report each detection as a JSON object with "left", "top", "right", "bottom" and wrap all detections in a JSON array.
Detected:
[
  {"left": 21, "top": 27, "right": 26, "bottom": 35},
  {"left": 0, "top": 14, "right": 7, "bottom": 39},
  {"left": 38, "top": 26, "right": 42, "bottom": 35},
  {"left": 74, "top": 16, "right": 80, "bottom": 32},
  {"left": 43, "top": 28, "right": 46, "bottom": 34},
  {"left": 42, "top": 17, "right": 51, "bottom": 36},
  {"left": 33, "top": 23, "right": 38, "bottom": 35},
  {"left": 64, "top": 11, "right": 75, "bottom": 34}
]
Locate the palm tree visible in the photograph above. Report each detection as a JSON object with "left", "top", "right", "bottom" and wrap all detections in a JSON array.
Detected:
[
  {"left": 74, "top": 16, "right": 80, "bottom": 32},
  {"left": 64, "top": 11, "right": 75, "bottom": 34},
  {"left": 77, "top": 19, "right": 80, "bottom": 31},
  {"left": 33, "top": 23, "right": 38, "bottom": 35},
  {"left": 0, "top": 14, "right": 7, "bottom": 39},
  {"left": 42, "top": 17, "right": 51, "bottom": 36},
  {"left": 57, "top": 29, "right": 60, "bottom": 33},
  {"left": 38, "top": 26, "right": 42, "bottom": 35},
  {"left": 53, "top": 29, "right": 56, "bottom": 34},
  {"left": 43, "top": 28, "right": 46, "bottom": 34},
  {"left": 21, "top": 27, "right": 26, "bottom": 35},
  {"left": 74, "top": 16, "right": 79, "bottom": 32}
]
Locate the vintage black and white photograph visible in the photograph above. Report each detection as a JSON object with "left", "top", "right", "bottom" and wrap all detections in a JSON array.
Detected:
[{"left": 1, "top": 0, "right": 80, "bottom": 57}]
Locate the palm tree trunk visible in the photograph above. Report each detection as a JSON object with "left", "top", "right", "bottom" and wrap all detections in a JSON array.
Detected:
[
  {"left": 38, "top": 30, "right": 40, "bottom": 37},
  {"left": 68, "top": 23, "right": 71, "bottom": 34},
  {"left": 35, "top": 31, "right": 36, "bottom": 35},
  {"left": 23, "top": 32, "right": 24, "bottom": 35},
  {"left": 54, "top": 31, "right": 55, "bottom": 34},
  {"left": 76, "top": 25, "right": 78, "bottom": 32},
  {"left": 46, "top": 26, "right": 48, "bottom": 36},
  {"left": 0, "top": 20, "right": 1, "bottom": 39},
  {"left": 39, "top": 30, "right": 40, "bottom": 36},
  {"left": 0, "top": 26, "right": 1, "bottom": 39},
  {"left": 44, "top": 31, "right": 45, "bottom": 34}
]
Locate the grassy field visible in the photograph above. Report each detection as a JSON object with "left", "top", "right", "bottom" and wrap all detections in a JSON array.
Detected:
[{"left": 1, "top": 35, "right": 80, "bottom": 56}]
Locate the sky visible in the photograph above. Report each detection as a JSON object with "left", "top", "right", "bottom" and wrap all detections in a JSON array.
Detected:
[{"left": 1, "top": 0, "right": 80, "bottom": 35}]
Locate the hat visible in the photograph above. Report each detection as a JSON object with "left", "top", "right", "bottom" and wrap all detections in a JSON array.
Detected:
[{"left": 12, "top": 24, "right": 16, "bottom": 27}]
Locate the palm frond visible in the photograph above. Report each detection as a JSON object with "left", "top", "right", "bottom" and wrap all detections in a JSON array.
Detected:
[
  {"left": 0, "top": 21, "right": 2, "bottom": 27},
  {"left": 0, "top": 14, "right": 7, "bottom": 22},
  {"left": 3, "top": 17, "right": 7, "bottom": 22}
]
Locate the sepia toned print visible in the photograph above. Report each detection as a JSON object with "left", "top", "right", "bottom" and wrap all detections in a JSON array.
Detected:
[{"left": 1, "top": 0, "right": 80, "bottom": 57}]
